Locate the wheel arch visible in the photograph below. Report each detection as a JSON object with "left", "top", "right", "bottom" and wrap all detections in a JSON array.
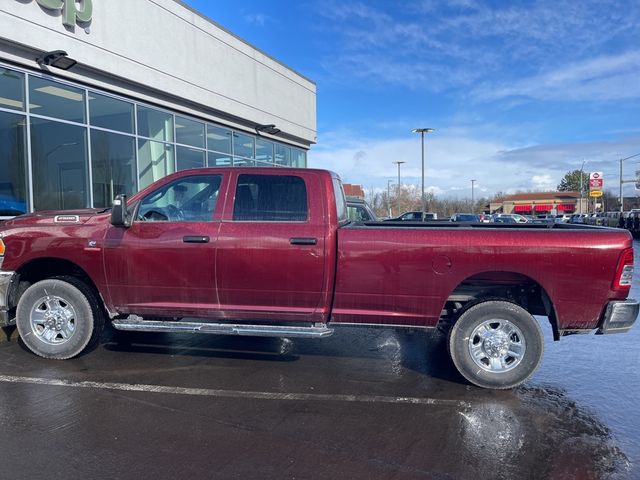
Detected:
[
  {"left": 9, "top": 257, "right": 108, "bottom": 318},
  {"left": 440, "top": 270, "right": 560, "bottom": 341}
]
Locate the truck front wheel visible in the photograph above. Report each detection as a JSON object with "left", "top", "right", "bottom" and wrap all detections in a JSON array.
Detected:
[
  {"left": 448, "top": 300, "right": 543, "bottom": 389},
  {"left": 16, "top": 277, "right": 103, "bottom": 359}
]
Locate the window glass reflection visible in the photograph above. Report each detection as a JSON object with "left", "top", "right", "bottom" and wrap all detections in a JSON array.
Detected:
[
  {"left": 29, "top": 77, "right": 85, "bottom": 123},
  {"left": 177, "top": 146, "right": 205, "bottom": 171},
  {"left": 275, "top": 144, "right": 291, "bottom": 166},
  {"left": 207, "top": 125, "right": 231, "bottom": 153},
  {"left": 30, "top": 118, "right": 88, "bottom": 210},
  {"left": 176, "top": 116, "right": 205, "bottom": 148},
  {"left": 291, "top": 148, "right": 306, "bottom": 167},
  {"left": 0, "top": 111, "right": 28, "bottom": 215},
  {"left": 91, "top": 130, "right": 136, "bottom": 208},
  {"left": 138, "top": 139, "right": 174, "bottom": 189},
  {"left": 207, "top": 152, "right": 231, "bottom": 167},
  {"left": 89, "top": 93, "right": 134, "bottom": 133},
  {"left": 137, "top": 106, "right": 173, "bottom": 142},
  {"left": 0, "top": 68, "right": 25, "bottom": 112},
  {"left": 233, "top": 132, "right": 254, "bottom": 159},
  {"left": 256, "top": 138, "right": 274, "bottom": 164}
]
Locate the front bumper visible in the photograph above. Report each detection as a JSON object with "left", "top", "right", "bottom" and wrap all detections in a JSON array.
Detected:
[
  {"left": 0, "top": 271, "right": 16, "bottom": 327},
  {"left": 596, "top": 299, "right": 639, "bottom": 334}
]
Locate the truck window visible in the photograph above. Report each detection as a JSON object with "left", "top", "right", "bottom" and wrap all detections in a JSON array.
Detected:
[
  {"left": 233, "top": 174, "right": 308, "bottom": 221},
  {"left": 137, "top": 175, "right": 222, "bottom": 222},
  {"left": 333, "top": 178, "right": 348, "bottom": 223}
]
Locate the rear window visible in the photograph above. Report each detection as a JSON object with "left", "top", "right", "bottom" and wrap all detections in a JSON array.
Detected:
[
  {"left": 333, "top": 178, "right": 348, "bottom": 223},
  {"left": 233, "top": 174, "right": 308, "bottom": 221}
]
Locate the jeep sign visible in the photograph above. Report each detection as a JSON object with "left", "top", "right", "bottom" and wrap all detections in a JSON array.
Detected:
[{"left": 32, "top": 0, "right": 93, "bottom": 28}]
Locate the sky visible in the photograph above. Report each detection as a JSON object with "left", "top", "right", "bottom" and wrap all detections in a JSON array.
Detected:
[{"left": 182, "top": 0, "right": 640, "bottom": 200}]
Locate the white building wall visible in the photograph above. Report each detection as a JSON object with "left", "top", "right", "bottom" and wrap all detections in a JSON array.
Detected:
[{"left": 0, "top": 0, "right": 316, "bottom": 146}]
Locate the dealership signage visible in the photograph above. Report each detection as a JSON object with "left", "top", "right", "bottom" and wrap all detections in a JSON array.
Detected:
[{"left": 29, "top": 0, "right": 93, "bottom": 28}]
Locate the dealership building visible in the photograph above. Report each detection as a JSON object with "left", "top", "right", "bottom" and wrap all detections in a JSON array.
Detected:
[{"left": 0, "top": 0, "right": 316, "bottom": 216}]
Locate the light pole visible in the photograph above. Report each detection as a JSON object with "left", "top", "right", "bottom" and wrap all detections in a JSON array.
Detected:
[
  {"left": 471, "top": 179, "right": 476, "bottom": 213},
  {"left": 393, "top": 161, "right": 405, "bottom": 216},
  {"left": 412, "top": 128, "right": 435, "bottom": 215},
  {"left": 619, "top": 152, "right": 640, "bottom": 213},
  {"left": 387, "top": 179, "right": 393, "bottom": 218},
  {"left": 580, "top": 159, "right": 587, "bottom": 214}
]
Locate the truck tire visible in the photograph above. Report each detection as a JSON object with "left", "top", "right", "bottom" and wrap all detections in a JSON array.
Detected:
[
  {"left": 448, "top": 300, "right": 543, "bottom": 389},
  {"left": 16, "top": 276, "right": 104, "bottom": 359}
]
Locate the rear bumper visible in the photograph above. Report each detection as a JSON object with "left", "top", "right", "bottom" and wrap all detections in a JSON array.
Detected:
[
  {"left": 596, "top": 299, "right": 639, "bottom": 334},
  {"left": 0, "top": 271, "right": 16, "bottom": 327}
]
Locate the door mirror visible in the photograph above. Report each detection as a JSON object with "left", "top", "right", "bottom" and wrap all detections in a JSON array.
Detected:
[{"left": 111, "top": 194, "right": 130, "bottom": 227}]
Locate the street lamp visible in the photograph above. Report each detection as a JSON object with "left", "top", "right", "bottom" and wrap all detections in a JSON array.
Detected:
[
  {"left": 412, "top": 128, "right": 435, "bottom": 215},
  {"left": 393, "top": 160, "right": 405, "bottom": 216},
  {"left": 387, "top": 179, "right": 393, "bottom": 218},
  {"left": 619, "top": 152, "right": 640, "bottom": 213},
  {"left": 471, "top": 179, "right": 476, "bottom": 213},
  {"left": 580, "top": 159, "right": 587, "bottom": 214}
]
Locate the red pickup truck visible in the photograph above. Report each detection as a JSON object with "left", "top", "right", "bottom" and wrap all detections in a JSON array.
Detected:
[{"left": 0, "top": 168, "right": 637, "bottom": 389}]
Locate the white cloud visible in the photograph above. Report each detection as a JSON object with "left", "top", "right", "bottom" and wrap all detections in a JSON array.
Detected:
[
  {"left": 309, "top": 127, "right": 640, "bottom": 199},
  {"left": 243, "top": 13, "right": 271, "bottom": 26},
  {"left": 475, "top": 51, "right": 640, "bottom": 102}
]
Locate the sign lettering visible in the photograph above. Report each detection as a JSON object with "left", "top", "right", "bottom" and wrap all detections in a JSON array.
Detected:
[{"left": 32, "top": 0, "right": 93, "bottom": 28}]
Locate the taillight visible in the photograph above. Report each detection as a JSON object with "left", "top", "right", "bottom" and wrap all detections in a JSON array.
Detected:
[
  {"left": 613, "top": 248, "right": 634, "bottom": 289},
  {"left": 0, "top": 238, "right": 4, "bottom": 256}
]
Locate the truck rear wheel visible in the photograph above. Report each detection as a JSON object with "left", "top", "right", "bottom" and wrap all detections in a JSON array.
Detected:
[
  {"left": 448, "top": 300, "right": 543, "bottom": 389},
  {"left": 16, "top": 277, "right": 103, "bottom": 359}
]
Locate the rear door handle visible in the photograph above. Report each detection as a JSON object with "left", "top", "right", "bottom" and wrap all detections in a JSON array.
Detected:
[
  {"left": 290, "top": 237, "right": 317, "bottom": 246},
  {"left": 183, "top": 235, "right": 210, "bottom": 243}
]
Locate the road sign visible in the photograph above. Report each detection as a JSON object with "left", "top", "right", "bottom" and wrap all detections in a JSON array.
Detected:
[
  {"left": 589, "top": 171, "right": 604, "bottom": 190},
  {"left": 589, "top": 190, "right": 603, "bottom": 198}
]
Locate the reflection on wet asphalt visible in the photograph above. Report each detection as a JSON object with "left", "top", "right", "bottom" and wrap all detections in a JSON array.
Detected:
[{"left": 0, "top": 243, "right": 639, "bottom": 479}]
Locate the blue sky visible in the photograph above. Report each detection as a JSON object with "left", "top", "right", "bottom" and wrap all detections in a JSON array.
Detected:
[{"left": 183, "top": 0, "right": 640, "bottom": 199}]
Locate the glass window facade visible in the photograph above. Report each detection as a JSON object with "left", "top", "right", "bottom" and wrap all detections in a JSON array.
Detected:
[
  {"left": 0, "top": 64, "right": 308, "bottom": 215},
  {"left": 0, "top": 111, "right": 27, "bottom": 216}
]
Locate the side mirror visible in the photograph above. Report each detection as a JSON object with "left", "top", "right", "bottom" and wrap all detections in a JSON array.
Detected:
[{"left": 111, "top": 194, "right": 130, "bottom": 227}]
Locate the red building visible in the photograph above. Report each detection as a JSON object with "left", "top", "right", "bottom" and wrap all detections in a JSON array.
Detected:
[{"left": 489, "top": 192, "right": 586, "bottom": 215}]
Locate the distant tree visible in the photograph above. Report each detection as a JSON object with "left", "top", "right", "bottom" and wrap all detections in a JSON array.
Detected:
[{"left": 558, "top": 169, "right": 590, "bottom": 192}]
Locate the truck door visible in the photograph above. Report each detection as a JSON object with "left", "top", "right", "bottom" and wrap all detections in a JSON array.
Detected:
[
  {"left": 103, "top": 173, "right": 225, "bottom": 318},
  {"left": 215, "top": 172, "right": 326, "bottom": 322}
]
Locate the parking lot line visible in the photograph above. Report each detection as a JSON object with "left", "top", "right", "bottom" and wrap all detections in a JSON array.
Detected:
[{"left": 0, "top": 374, "right": 470, "bottom": 407}]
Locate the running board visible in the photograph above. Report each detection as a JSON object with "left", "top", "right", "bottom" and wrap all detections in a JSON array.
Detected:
[{"left": 112, "top": 316, "right": 334, "bottom": 338}]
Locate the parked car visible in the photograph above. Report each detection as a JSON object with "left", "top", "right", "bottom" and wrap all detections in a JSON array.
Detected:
[
  {"left": 450, "top": 213, "right": 481, "bottom": 222},
  {"left": 492, "top": 216, "right": 518, "bottom": 224},
  {"left": 346, "top": 197, "right": 378, "bottom": 222},
  {"left": 0, "top": 167, "right": 637, "bottom": 390},
  {"left": 493, "top": 213, "right": 528, "bottom": 223},
  {"left": 385, "top": 211, "right": 438, "bottom": 221}
]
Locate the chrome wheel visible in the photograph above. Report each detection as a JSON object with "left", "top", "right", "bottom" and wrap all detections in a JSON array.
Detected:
[
  {"left": 29, "top": 294, "right": 77, "bottom": 345},
  {"left": 468, "top": 319, "right": 526, "bottom": 373}
]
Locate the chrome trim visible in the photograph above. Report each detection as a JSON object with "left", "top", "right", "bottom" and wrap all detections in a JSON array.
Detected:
[
  {"left": 113, "top": 316, "right": 334, "bottom": 338},
  {"left": 597, "top": 299, "right": 639, "bottom": 334}
]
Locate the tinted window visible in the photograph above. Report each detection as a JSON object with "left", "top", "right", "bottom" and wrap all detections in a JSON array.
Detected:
[
  {"left": 89, "top": 93, "right": 134, "bottom": 133},
  {"left": 138, "top": 175, "right": 222, "bottom": 222},
  {"left": 0, "top": 111, "right": 27, "bottom": 215},
  {"left": 30, "top": 77, "right": 85, "bottom": 123},
  {"left": 233, "top": 174, "right": 308, "bottom": 221},
  {"left": 0, "top": 68, "right": 25, "bottom": 111}
]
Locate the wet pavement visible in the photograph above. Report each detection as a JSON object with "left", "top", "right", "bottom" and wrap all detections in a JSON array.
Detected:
[{"left": 1, "top": 247, "right": 639, "bottom": 479}]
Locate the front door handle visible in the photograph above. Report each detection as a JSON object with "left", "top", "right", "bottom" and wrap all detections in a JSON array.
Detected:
[
  {"left": 183, "top": 235, "right": 210, "bottom": 243},
  {"left": 290, "top": 237, "right": 317, "bottom": 246}
]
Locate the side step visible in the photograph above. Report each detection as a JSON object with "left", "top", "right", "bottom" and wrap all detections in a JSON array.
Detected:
[{"left": 112, "top": 316, "right": 334, "bottom": 339}]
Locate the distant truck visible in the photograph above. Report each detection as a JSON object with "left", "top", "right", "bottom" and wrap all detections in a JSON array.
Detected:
[{"left": 0, "top": 168, "right": 637, "bottom": 389}]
